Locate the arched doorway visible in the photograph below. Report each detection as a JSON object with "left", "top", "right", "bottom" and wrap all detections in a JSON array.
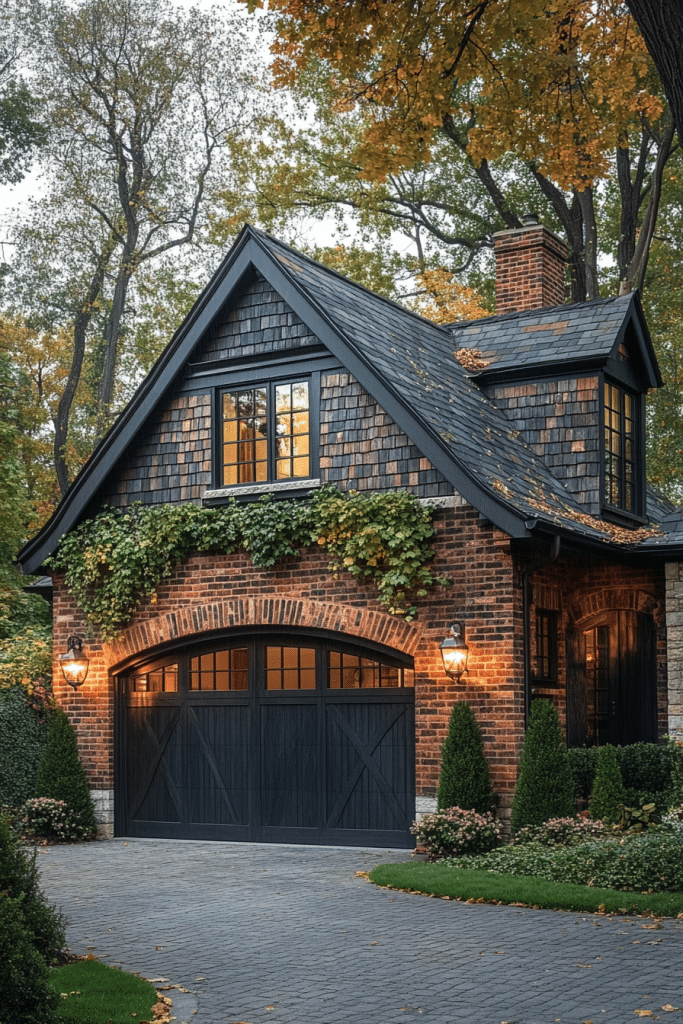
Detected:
[
  {"left": 115, "top": 631, "right": 415, "bottom": 847},
  {"left": 566, "top": 610, "right": 657, "bottom": 747}
]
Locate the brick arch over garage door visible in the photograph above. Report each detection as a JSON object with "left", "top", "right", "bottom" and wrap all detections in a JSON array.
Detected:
[
  {"left": 113, "top": 601, "right": 420, "bottom": 848},
  {"left": 108, "top": 597, "right": 422, "bottom": 670}
]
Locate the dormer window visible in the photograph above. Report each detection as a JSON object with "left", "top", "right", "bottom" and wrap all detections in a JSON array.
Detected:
[
  {"left": 221, "top": 379, "right": 311, "bottom": 487},
  {"left": 603, "top": 381, "right": 639, "bottom": 514}
]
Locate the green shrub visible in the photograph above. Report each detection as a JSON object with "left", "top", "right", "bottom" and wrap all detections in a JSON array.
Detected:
[
  {"left": 511, "top": 816, "right": 608, "bottom": 847},
  {"left": 22, "top": 797, "right": 93, "bottom": 842},
  {"left": 0, "top": 820, "right": 66, "bottom": 963},
  {"left": 589, "top": 745, "right": 626, "bottom": 824},
  {"left": 511, "top": 699, "right": 575, "bottom": 831},
  {"left": 623, "top": 787, "right": 668, "bottom": 816},
  {"left": 0, "top": 892, "right": 59, "bottom": 1024},
  {"left": 36, "top": 708, "right": 97, "bottom": 838},
  {"left": 566, "top": 747, "right": 599, "bottom": 800},
  {"left": 0, "top": 685, "right": 48, "bottom": 809},
  {"left": 567, "top": 743, "right": 677, "bottom": 802},
  {"left": 436, "top": 701, "right": 493, "bottom": 812},
  {"left": 459, "top": 830, "right": 683, "bottom": 893},
  {"left": 411, "top": 807, "right": 501, "bottom": 860},
  {"left": 617, "top": 741, "right": 676, "bottom": 792}
]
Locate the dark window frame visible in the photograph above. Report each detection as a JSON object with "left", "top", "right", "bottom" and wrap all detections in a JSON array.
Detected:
[
  {"left": 533, "top": 609, "right": 558, "bottom": 688},
  {"left": 600, "top": 376, "right": 645, "bottom": 521},
  {"left": 213, "top": 368, "right": 321, "bottom": 492},
  {"left": 119, "top": 632, "right": 413, "bottom": 695}
]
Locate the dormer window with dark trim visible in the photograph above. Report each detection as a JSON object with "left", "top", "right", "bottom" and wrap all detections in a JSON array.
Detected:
[
  {"left": 221, "top": 379, "right": 311, "bottom": 486},
  {"left": 603, "top": 380, "right": 640, "bottom": 516}
]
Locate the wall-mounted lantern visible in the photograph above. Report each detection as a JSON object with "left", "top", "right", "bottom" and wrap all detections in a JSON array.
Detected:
[
  {"left": 439, "top": 621, "right": 469, "bottom": 680},
  {"left": 60, "top": 636, "right": 90, "bottom": 689}
]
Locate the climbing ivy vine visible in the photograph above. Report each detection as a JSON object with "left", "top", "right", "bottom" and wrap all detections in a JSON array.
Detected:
[{"left": 48, "top": 486, "right": 450, "bottom": 641}]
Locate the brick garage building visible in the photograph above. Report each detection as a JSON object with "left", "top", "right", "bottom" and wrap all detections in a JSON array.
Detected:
[{"left": 18, "top": 220, "right": 683, "bottom": 845}]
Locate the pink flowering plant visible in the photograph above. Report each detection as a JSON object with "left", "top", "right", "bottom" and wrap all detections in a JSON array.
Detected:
[
  {"left": 511, "top": 817, "right": 609, "bottom": 847},
  {"left": 411, "top": 807, "right": 501, "bottom": 860},
  {"left": 21, "top": 797, "right": 92, "bottom": 841}
]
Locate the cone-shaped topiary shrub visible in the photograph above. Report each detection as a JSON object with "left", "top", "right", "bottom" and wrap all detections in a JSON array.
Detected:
[
  {"left": 589, "top": 744, "right": 627, "bottom": 824},
  {"left": 36, "top": 708, "right": 97, "bottom": 838},
  {"left": 436, "top": 701, "right": 494, "bottom": 813},
  {"left": 511, "top": 698, "right": 576, "bottom": 831}
]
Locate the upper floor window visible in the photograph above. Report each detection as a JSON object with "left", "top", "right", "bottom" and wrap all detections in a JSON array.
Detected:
[
  {"left": 221, "top": 379, "right": 311, "bottom": 487},
  {"left": 603, "top": 381, "right": 638, "bottom": 514}
]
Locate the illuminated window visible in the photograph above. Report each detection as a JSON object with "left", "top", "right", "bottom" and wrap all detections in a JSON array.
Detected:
[
  {"left": 603, "top": 382, "right": 638, "bottom": 513},
  {"left": 130, "top": 663, "right": 178, "bottom": 693},
  {"left": 221, "top": 380, "right": 311, "bottom": 486},
  {"left": 190, "top": 648, "right": 248, "bottom": 691},
  {"left": 327, "top": 651, "right": 414, "bottom": 689}
]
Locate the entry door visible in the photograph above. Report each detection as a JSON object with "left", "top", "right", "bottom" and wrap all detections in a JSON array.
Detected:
[
  {"left": 115, "top": 636, "right": 415, "bottom": 847},
  {"left": 566, "top": 610, "right": 657, "bottom": 746}
]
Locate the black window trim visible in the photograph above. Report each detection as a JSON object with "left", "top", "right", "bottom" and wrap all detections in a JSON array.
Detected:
[
  {"left": 117, "top": 631, "right": 414, "bottom": 695},
  {"left": 600, "top": 372, "right": 646, "bottom": 524},
  {"left": 211, "top": 367, "right": 321, "bottom": 495},
  {"left": 532, "top": 608, "right": 559, "bottom": 689}
]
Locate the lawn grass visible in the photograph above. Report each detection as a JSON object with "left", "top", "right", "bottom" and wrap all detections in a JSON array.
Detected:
[
  {"left": 50, "top": 958, "right": 160, "bottom": 1024},
  {"left": 369, "top": 862, "right": 683, "bottom": 917}
]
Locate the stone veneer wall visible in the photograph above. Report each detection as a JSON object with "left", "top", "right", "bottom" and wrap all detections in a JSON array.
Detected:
[{"left": 665, "top": 563, "right": 683, "bottom": 741}]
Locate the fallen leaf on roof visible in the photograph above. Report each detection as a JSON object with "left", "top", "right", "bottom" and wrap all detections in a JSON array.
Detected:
[{"left": 454, "top": 347, "right": 491, "bottom": 371}]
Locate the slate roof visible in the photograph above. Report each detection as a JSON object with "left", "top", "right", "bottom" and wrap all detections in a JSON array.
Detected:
[
  {"left": 448, "top": 294, "right": 662, "bottom": 388},
  {"left": 16, "top": 225, "right": 683, "bottom": 573}
]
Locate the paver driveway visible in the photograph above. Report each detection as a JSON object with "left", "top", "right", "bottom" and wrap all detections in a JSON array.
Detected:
[{"left": 38, "top": 838, "right": 683, "bottom": 1024}]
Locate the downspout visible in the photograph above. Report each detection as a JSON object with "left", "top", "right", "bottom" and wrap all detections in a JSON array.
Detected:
[{"left": 520, "top": 532, "right": 560, "bottom": 727}]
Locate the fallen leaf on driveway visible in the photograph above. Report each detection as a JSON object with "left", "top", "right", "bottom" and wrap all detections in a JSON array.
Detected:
[
  {"left": 355, "top": 871, "right": 369, "bottom": 878},
  {"left": 634, "top": 1011, "right": 654, "bottom": 1017},
  {"left": 575, "top": 964, "right": 592, "bottom": 968},
  {"left": 642, "top": 923, "right": 662, "bottom": 930},
  {"left": 662, "top": 1007, "right": 681, "bottom": 1013}
]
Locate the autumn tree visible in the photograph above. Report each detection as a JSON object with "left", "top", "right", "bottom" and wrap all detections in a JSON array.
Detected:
[
  {"left": 9, "top": 0, "right": 264, "bottom": 494},
  {"left": 251, "top": 0, "right": 673, "bottom": 302}
]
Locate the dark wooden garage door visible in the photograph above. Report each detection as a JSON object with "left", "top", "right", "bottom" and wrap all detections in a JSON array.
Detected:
[{"left": 115, "top": 634, "right": 415, "bottom": 847}]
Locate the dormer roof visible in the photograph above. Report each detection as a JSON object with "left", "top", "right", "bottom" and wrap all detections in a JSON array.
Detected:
[{"left": 449, "top": 293, "right": 662, "bottom": 390}]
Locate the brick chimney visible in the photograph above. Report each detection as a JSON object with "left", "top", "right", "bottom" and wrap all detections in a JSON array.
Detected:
[{"left": 493, "top": 214, "right": 568, "bottom": 314}]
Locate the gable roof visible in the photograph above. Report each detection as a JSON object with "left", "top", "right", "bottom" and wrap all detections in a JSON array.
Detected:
[
  {"left": 17, "top": 225, "right": 682, "bottom": 574},
  {"left": 449, "top": 294, "right": 662, "bottom": 388}
]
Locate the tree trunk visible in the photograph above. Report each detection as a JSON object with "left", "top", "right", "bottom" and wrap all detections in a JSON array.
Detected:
[
  {"left": 620, "top": 119, "right": 675, "bottom": 294},
  {"left": 625, "top": 1, "right": 683, "bottom": 147},
  {"left": 53, "top": 234, "right": 116, "bottom": 495},
  {"left": 577, "top": 187, "right": 599, "bottom": 300}
]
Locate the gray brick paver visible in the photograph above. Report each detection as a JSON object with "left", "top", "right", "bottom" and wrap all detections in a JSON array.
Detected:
[{"left": 37, "top": 839, "right": 683, "bottom": 1024}]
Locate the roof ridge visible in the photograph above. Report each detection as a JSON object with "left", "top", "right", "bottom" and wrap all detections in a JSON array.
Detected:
[
  {"left": 245, "top": 224, "right": 455, "bottom": 338},
  {"left": 446, "top": 292, "right": 631, "bottom": 333}
]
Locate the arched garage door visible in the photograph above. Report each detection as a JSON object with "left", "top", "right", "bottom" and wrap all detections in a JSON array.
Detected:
[{"left": 115, "top": 632, "right": 415, "bottom": 847}]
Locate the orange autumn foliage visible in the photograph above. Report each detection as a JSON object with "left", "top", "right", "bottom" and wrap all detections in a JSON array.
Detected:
[{"left": 259, "top": 0, "right": 661, "bottom": 192}]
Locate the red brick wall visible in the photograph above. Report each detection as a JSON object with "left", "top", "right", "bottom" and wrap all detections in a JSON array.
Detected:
[
  {"left": 494, "top": 223, "right": 568, "bottom": 314},
  {"left": 51, "top": 505, "right": 526, "bottom": 811}
]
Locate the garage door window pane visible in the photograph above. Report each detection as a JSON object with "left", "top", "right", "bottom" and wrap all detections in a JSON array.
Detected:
[
  {"left": 266, "top": 647, "right": 316, "bottom": 689},
  {"left": 190, "top": 649, "right": 248, "bottom": 690},
  {"left": 326, "top": 652, "right": 411, "bottom": 688},
  {"left": 130, "top": 663, "right": 178, "bottom": 692}
]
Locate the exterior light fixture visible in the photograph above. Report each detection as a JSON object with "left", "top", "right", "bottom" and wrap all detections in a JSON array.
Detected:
[
  {"left": 439, "top": 621, "right": 469, "bottom": 680},
  {"left": 60, "top": 636, "right": 90, "bottom": 689}
]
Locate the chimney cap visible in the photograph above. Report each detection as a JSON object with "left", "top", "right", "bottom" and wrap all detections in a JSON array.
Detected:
[{"left": 522, "top": 211, "right": 540, "bottom": 227}]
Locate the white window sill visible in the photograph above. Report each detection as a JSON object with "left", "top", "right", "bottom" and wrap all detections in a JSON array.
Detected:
[{"left": 203, "top": 478, "right": 321, "bottom": 502}]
